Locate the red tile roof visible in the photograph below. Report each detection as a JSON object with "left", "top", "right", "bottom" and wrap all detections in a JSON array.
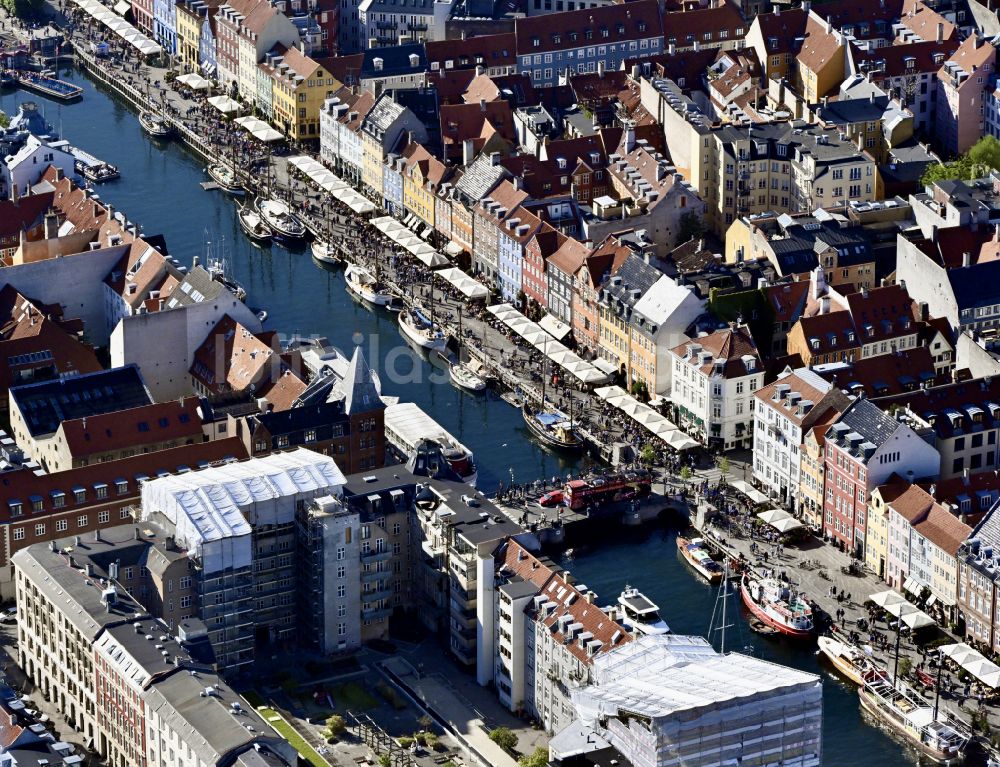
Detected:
[
  {"left": 58, "top": 398, "right": 204, "bottom": 457},
  {"left": 514, "top": 0, "right": 662, "bottom": 56},
  {"left": 672, "top": 325, "right": 761, "bottom": 378},
  {"left": 425, "top": 32, "right": 517, "bottom": 72},
  {"left": 0, "top": 192, "right": 55, "bottom": 240},
  {"left": 662, "top": 1, "right": 745, "bottom": 48}
]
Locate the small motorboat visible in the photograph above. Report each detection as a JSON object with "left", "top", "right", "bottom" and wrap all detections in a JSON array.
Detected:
[
  {"left": 139, "top": 110, "right": 172, "bottom": 139},
  {"left": 256, "top": 310, "right": 268, "bottom": 323},
  {"left": 207, "top": 164, "right": 245, "bottom": 196},
  {"left": 256, "top": 198, "right": 306, "bottom": 240},
  {"left": 238, "top": 204, "right": 273, "bottom": 244},
  {"left": 748, "top": 616, "right": 780, "bottom": 636},
  {"left": 311, "top": 239, "right": 339, "bottom": 264},
  {"left": 449, "top": 363, "right": 486, "bottom": 392}
]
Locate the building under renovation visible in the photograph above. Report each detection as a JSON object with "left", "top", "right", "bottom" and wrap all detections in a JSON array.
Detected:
[{"left": 568, "top": 634, "right": 823, "bottom": 767}]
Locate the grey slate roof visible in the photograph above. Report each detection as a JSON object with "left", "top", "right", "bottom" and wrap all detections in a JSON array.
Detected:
[
  {"left": 359, "top": 43, "right": 428, "bottom": 80},
  {"left": 343, "top": 348, "right": 384, "bottom": 415},
  {"left": 828, "top": 398, "right": 899, "bottom": 457},
  {"left": 454, "top": 153, "right": 507, "bottom": 203},
  {"left": 949, "top": 260, "right": 1000, "bottom": 311},
  {"left": 362, "top": 93, "right": 406, "bottom": 139},
  {"left": 10, "top": 364, "right": 152, "bottom": 437},
  {"left": 600, "top": 254, "right": 662, "bottom": 317},
  {"left": 166, "top": 265, "right": 228, "bottom": 308}
]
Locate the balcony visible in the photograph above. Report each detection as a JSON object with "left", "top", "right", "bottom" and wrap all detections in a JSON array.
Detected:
[
  {"left": 409, "top": 21, "right": 427, "bottom": 30},
  {"left": 375, "top": 19, "right": 395, "bottom": 29},
  {"left": 362, "top": 605, "right": 392, "bottom": 621},
  {"left": 361, "top": 568, "right": 388, "bottom": 582},
  {"left": 361, "top": 549, "right": 393, "bottom": 563},
  {"left": 364, "top": 587, "right": 393, "bottom": 602}
]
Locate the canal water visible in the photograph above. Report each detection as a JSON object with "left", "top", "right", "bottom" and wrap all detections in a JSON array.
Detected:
[{"left": 1, "top": 67, "right": 919, "bottom": 766}]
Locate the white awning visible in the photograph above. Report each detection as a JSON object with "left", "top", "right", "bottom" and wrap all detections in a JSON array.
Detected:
[
  {"left": 489, "top": 304, "right": 610, "bottom": 385},
  {"left": 868, "top": 590, "right": 935, "bottom": 629},
  {"left": 113, "top": 0, "right": 130, "bottom": 14},
  {"left": 593, "top": 385, "right": 696, "bottom": 449},
  {"left": 940, "top": 643, "right": 1000, "bottom": 688},
  {"left": 435, "top": 267, "right": 489, "bottom": 300},
  {"left": 73, "top": 0, "right": 161, "bottom": 56},
  {"left": 756, "top": 508, "right": 806, "bottom": 534},
  {"left": 444, "top": 241, "right": 464, "bottom": 256},
  {"left": 539, "top": 313, "right": 572, "bottom": 341},
  {"left": 729, "top": 479, "right": 768, "bottom": 505},
  {"left": 176, "top": 72, "right": 210, "bottom": 90},
  {"left": 233, "top": 115, "right": 283, "bottom": 142},
  {"left": 207, "top": 95, "right": 241, "bottom": 115},
  {"left": 287, "top": 155, "right": 350, "bottom": 194}
]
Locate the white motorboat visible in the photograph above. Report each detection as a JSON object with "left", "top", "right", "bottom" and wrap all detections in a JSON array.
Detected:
[
  {"left": 139, "top": 110, "right": 172, "bottom": 139},
  {"left": 398, "top": 307, "right": 447, "bottom": 352},
  {"left": 311, "top": 239, "right": 339, "bottom": 264},
  {"left": 238, "top": 204, "right": 272, "bottom": 244},
  {"left": 449, "top": 363, "right": 486, "bottom": 392},
  {"left": 616, "top": 586, "right": 670, "bottom": 635},
  {"left": 256, "top": 198, "right": 306, "bottom": 240},
  {"left": 207, "top": 163, "right": 245, "bottom": 196},
  {"left": 345, "top": 263, "right": 393, "bottom": 307}
]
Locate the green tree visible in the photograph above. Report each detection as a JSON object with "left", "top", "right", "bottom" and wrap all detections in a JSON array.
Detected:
[
  {"left": 920, "top": 135, "right": 1000, "bottom": 186},
  {"left": 0, "top": 0, "right": 43, "bottom": 19},
  {"left": 630, "top": 378, "right": 649, "bottom": 402},
  {"left": 519, "top": 747, "right": 550, "bottom": 767},
  {"left": 0, "top": 112, "right": 8, "bottom": 129},
  {"left": 717, "top": 456, "right": 730, "bottom": 477},
  {"left": 898, "top": 656, "right": 913, "bottom": 679},
  {"left": 489, "top": 727, "right": 519, "bottom": 753},
  {"left": 679, "top": 466, "right": 692, "bottom": 481},
  {"left": 323, "top": 714, "right": 347, "bottom": 741},
  {"left": 639, "top": 444, "right": 657, "bottom": 466},
  {"left": 378, "top": 755, "right": 391, "bottom": 767},
  {"left": 417, "top": 714, "right": 434, "bottom": 731},
  {"left": 677, "top": 211, "right": 706, "bottom": 244}
]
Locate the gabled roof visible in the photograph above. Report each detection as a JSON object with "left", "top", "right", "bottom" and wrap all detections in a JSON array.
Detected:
[
  {"left": 546, "top": 237, "right": 589, "bottom": 277},
  {"left": 662, "top": 1, "right": 745, "bottom": 47},
  {"left": 899, "top": 0, "right": 955, "bottom": 42},
  {"left": 797, "top": 12, "right": 844, "bottom": 74},
  {"left": 58, "top": 398, "right": 203, "bottom": 456},
  {"left": 0, "top": 192, "right": 54, "bottom": 240},
  {"left": 828, "top": 398, "right": 899, "bottom": 454},
  {"left": 424, "top": 32, "right": 517, "bottom": 72},
  {"left": 752, "top": 7, "right": 808, "bottom": 55}
]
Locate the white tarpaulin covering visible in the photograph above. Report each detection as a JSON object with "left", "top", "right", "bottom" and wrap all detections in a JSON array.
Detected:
[
  {"left": 539, "top": 313, "right": 572, "bottom": 341},
  {"left": 868, "top": 590, "right": 936, "bottom": 629},
  {"left": 339, "top": 190, "right": 375, "bottom": 214},
  {"left": 207, "top": 95, "right": 242, "bottom": 115},
  {"left": 288, "top": 155, "right": 350, "bottom": 194},
  {"left": 176, "top": 72, "right": 210, "bottom": 90},
  {"left": 488, "top": 303, "right": 610, "bottom": 385},
  {"left": 372, "top": 216, "right": 447, "bottom": 263},
  {"left": 756, "top": 508, "right": 806, "bottom": 534},
  {"left": 140, "top": 449, "right": 345, "bottom": 573},
  {"left": 595, "top": 385, "right": 699, "bottom": 450},
  {"left": 939, "top": 643, "right": 1000, "bottom": 688},
  {"left": 435, "top": 267, "right": 489, "bottom": 300},
  {"left": 372, "top": 216, "right": 408, "bottom": 237},
  {"left": 74, "top": 0, "right": 161, "bottom": 55}
]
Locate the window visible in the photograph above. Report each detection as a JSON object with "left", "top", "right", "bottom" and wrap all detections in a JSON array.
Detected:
[
  {"left": 34, "top": 523, "right": 45, "bottom": 537},
  {"left": 8, "top": 502, "right": 21, "bottom": 517},
  {"left": 337, "top": 565, "right": 347, "bottom": 579},
  {"left": 98, "top": 510, "right": 110, "bottom": 524},
  {"left": 77, "top": 515, "right": 88, "bottom": 528},
  {"left": 12, "top": 529, "right": 24, "bottom": 541},
  {"left": 338, "top": 622, "right": 347, "bottom": 636},
  {"left": 305, "top": 430, "right": 317, "bottom": 443},
  {"left": 337, "top": 584, "right": 346, "bottom": 598},
  {"left": 180, "top": 596, "right": 192, "bottom": 608},
  {"left": 56, "top": 519, "right": 68, "bottom": 532},
  {"left": 180, "top": 576, "right": 191, "bottom": 589}
]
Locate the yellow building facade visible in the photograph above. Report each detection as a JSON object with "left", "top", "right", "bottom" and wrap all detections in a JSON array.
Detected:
[
  {"left": 267, "top": 47, "right": 340, "bottom": 142},
  {"left": 175, "top": 5, "right": 203, "bottom": 72}
]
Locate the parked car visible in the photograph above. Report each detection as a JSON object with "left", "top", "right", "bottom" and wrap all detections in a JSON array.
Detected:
[
  {"left": 539, "top": 490, "right": 565, "bottom": 508},
  {"left": 0, "top": 607, "right": 17, "bottom": 624}
]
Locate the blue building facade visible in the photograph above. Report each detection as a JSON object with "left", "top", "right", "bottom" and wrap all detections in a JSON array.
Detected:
[
  {"left": 153, "top": 0, "right": 178, "bottom": 57},
  {"left": 497, "top": 229, "right": 524, "bottom": 304},
  {"left": 198, "top": 18, "right": 217, "bottom": 76},
  {"left": 382, "top": 163, "right": 404, "bottom": 215}
]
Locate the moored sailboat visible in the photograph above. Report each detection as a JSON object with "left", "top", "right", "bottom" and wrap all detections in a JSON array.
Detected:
[
  {"left": 238, "top": 203, "right": 273, "bottom": 244},
  {"left": 139, "top": 110, "right": 172, "bottom": 139},
  {"left": 256, "top": 198, "right": 306, "bottom": 240},
  {"left": 398, "top": 306, "right": 447, "bottom": 352},
  {"left": 677, "top": 537, "right": 724, "bottom": 584},
  {"left": 345, "top": 263, "right": 394, "bottom": 307}
]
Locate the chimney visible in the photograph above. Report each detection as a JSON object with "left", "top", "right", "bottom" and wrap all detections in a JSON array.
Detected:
[
  {"left": 625, "top": 125, "right": 636, "bottom": 153},
  {"left": 44, "top": 212, "right": 59, "bottom": 240},
  {"left": 869, "top": 91, "right": 875, "bottom": 104},
  {"left": 475, "top": 64, "right": 485, "bottom": 76},
  {"left": 597, "top": 61, "right": 605, "bottom": 78},
  {"left": 821, "top": 296, "right": 831, "bottom": 314},
  {"left": 479, "top": 98, "right": 486, "bottom": 112},
  {"left": 963, "top": 251, "right": 972, "bottom": 267},
  {"left": 937, "top": 22, "right": 944, "bottom": 43},
  {"left": 462, "top": 138, "right": 475, "bottom": 166}
]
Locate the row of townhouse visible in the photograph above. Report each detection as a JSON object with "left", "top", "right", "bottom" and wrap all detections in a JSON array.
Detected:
[{"left": 318, "top": 92, "right": 711, "bottom": 393}]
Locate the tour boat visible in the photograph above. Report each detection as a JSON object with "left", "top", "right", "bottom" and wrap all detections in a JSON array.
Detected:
[
  {"left": 256, "top": 198, "right": 306, "bottom": 240},
  {"left": 522, "top": 403, "right": 583, "bottom": 452},
  {"left": 677, "top": 537, "right": 724, "bottom": 584},
  {"left": 207, "top": 163, "right": 245, "bottom": 196},
  {"left": 617, "top": 586, "right": 670, "bottom": 635},
  {"left": 311, "top": 239, "right": 339, "bottom": 264},
  {"left": 449, "top": 363, "right": 486, "bottom": 393},
  {"left": 398, "top": 307, "right": 447, "bottom": 352},
  {"left": 817, "top": 636, "right": 887, "bottom": 687},
  {"left": 345, "top": 264, "right": 394, "bottom": 307},
  {"left": 859, "top": 673, "right": 969, "bottom": 765},
  {"left": 739, "top": 574, "right": 814, "bottom": 638},
  {"left": 238, "top": 204, "right": 272, "bottom": 244},
  {"left": 139, "top": 110, "right": 172, "bottom": 139}
]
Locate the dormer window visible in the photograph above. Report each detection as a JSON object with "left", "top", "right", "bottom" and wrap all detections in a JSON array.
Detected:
[{"left": 532, "top": 36, "right": 540, "bottom": 47}]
